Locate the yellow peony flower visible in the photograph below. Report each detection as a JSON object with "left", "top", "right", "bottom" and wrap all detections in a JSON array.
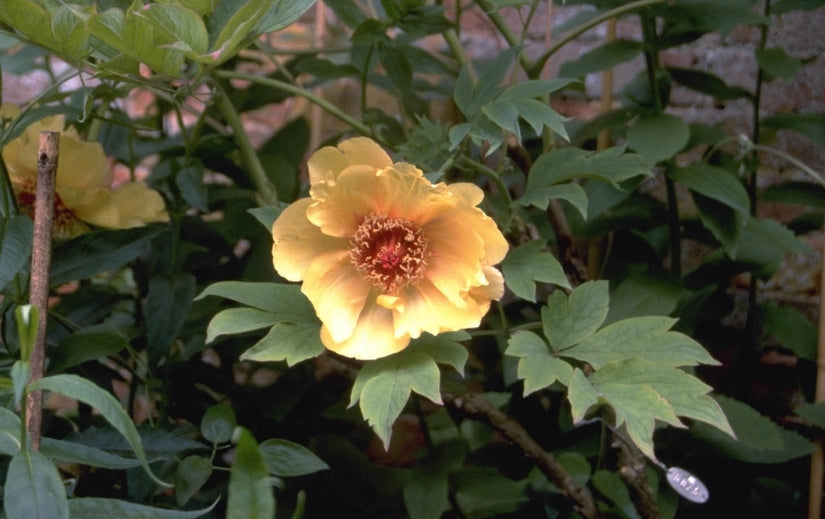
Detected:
[
  {"left": 1, "top": 104, "right": 168, "bottom": 239},
  {"left": 271, "top": 137, "right": 508, "bottom": 360}
]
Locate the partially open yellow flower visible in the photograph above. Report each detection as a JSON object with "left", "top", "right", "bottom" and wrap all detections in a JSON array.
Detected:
[
  {"left": 1, "top": 104, "right": 168, "bottom": 239},
  {"left": 272, "top": 137, "right": 508, "bottom": 360}
]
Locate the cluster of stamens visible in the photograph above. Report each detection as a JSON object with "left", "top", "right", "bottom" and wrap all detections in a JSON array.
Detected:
[{"left": 349, "top": 213, "right": 429, "bottom": 293}]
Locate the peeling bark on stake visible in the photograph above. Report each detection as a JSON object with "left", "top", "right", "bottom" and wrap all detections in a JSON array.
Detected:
[{"left": 25, "top": 131, "right": 59, "bottom": 450}]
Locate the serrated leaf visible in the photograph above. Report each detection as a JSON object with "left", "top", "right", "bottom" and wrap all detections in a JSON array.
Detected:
[
  {"left": 693, "top": 192, "right": 744, "bottom": 252},
  {"left": 759, "top": 302, "right": 817, "bottom": 360},
  {"left": 404, "top": 470, "right": 449, "bottom": 519},
  {"left": 228, "top": 428, "right": 274, "bottom": 519},
  {"left": 453, "top": 467, "right": 529, "bottom": 517},
  {"left": 175, "top": 455, "right": 212, "bottom": 507},
  {"left": 627, "top": 114, "right": 690, "bottom": 164},
  {"left": 201, "top": 403, "right": 237, "bottom": 445},
  {"left": 670, "top": 163, "right": 750, "bottom": 214},
  {"left": 505, "top": 330, "right": 573, "bottom": 396},
  {"left": 588, "top": 359, "right": 734, "bottom": 459},
  {"left": 563, "top": 316, "right": 719, "bottom": 369},
  {"left": 240, "top": 322, "right": 324, "bottom": 366},
  {"left": 205, "top": 308, "right": 281, "bottom": 344},
  {"left": 350, "top": 350, "right": 441, "bottom": 448},
  {"left": 604, "top": 273, "right": 684, "bottom": 324},
  {"left": 68, "top": 497, "right": 217, "bottom": 518},
  {"left": 567, "top": 369, "right": 600, "bottom": 423},
  {"left": 29, "top": 375, "right": 170, "bottom": 487},
  {"left": 501, "top": 240, "right": 570, "bottom": 302},
  {"left": 259, "top": 439, "right": 329, "bottom": 477},
  {"left": 692, "top": 395, "right": 814, "bottom": 463},
  {"left": 407, "top": 332, "right": 470, "bottom": 375},
  {"left": 498, "top": 78, "right": 579, "bottom": 102},
  {"left": 730, "top": 217, "right": 811, "bottom": 273},
  {"left": 542, "top": 280, "right": 609, "bottom": 351},
  {"left": 197, "top": 282, "right": 316, "bottom": 320},
  {"left": 527, "top": 147, "right": 651, "bottom": 190},
  {"left": 4, "top": 447, "right": 68, "bottom": 519},
  {"left": 516, "top": 182, "right": 588, "bottom": 219}
]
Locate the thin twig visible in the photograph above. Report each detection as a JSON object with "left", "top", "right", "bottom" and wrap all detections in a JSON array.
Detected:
[
  {"left": 447, "top": 392, "right": 600, "bottom": 519},
  {"left": 25, "top": 131, "right": 59, "bottom": 450},
  {"left": 613, "top": 435, "right": 661, "bottom": 519}
]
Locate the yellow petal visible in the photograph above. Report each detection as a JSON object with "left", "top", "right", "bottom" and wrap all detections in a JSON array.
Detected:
[
  {"left": 272, "top": 198, "right": 347, "bottom": 281},
  {"left": 307, "top": 164, "right": 383, "bottom": 237},
  {"left": 448, "top": 183, "right": 509, "bottom": 264},
  {"left": 307, "top": 137, "right": 392, "bottom": 186},
  {"left": 55, "top": 137, "right": 111, "bottom": 190},
  {"left": 302, "top": 249, "right": 371, "bottom": 343},
  {"left": 320, "top": 297, "right": 409, "bottom": 360},
  {"left": 422, "top": 213, "right": 488, "bottom": 307},
  {"left": 109, "top": 182, "right": 168, "bottom": 225},
  {"left": 393, "top": 279, "right": 489, "bottom": 339}
]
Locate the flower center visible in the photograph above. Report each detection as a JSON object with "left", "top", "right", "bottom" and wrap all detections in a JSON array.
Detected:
[
  {"left": 14, "top": 180, "right": 80, "bottom": 240},
  {"left": 350, "top": 213, "right": 429, "bottom": 293}
]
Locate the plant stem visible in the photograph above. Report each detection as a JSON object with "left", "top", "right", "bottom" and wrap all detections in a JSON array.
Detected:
[
  {"left": 528, "top": 0, "right": 669, "bottom": 77},
  {"left": 213, "top": 82, "right": 278, "bottom": 205},
  {"left": 26, "top": 131, "right": 59, "bottom": 451},
  {"left": 214, "top": 70, "right": 372, "bottom": 138}
]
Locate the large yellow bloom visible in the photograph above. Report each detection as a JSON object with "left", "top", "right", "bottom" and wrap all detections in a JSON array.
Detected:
[
  {"left": 272, "top": 137, "right": 508, "bottom": 360},
  {"left": 1, "top": 104, "right": 168, "bottom": 239}
]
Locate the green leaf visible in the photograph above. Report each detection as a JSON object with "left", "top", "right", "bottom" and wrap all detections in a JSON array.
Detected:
[
  {"left": 516, "top": 182, "right": 588, "bottom": 218},
  {"left": 453, "top": 467, "right": 529, "bottom": 518},
  {"left": 498, "top": 78, "right": 579, "bottom": 102},
  {"left": 559, "top": 40, "right": 642, "bottom": 78},
  {"left": 693, "top": 193, "right": 744, "bottom": 252},
  {"left": 49, "top": 330, "right": 130, "bottom": 373},
  {"left": 11, "top": 361, "right": 29, "bottom": 408},
  {"left": 404, "top": 470, "right": 449, "bottom": 519},
  {"left": 505, "top": 330, "right": 574, "bottom": 395},
  {"left": 668, "top": 67, "right": 753, "bottom": 100},
  {"left": 68, "top": 497, "right": 217, "bottom": 518},
  {"left": 197, "top": 282, "right": 316, "bottom": 320},
  {"left": 0, "top": 408, "right": 21, "bottom": 456},
  {"left": 50, "top": 226, "right": 164, "bottom": 286},
  {"left": 604, "top": 273, "right": 684, "bottom": 324},
  {"left": 240, "top": 322, "right": 325, "bottom": 366},
  {"left": 670, "top": 163, "right": 750, "bottom": 214},
  {"left": 592, "top": 470, "right": 637, "bottom": 519},
  {"left": 692, "top": 395, "right": 814, "bottom": 463},
  {"left": 145, "top": 274, "right": 196, "bottom": 362},
  {"left": 0, "top": 213, "right": 33, "bottom": 291},
  {"left": 139, "top": 3, "right": 208, "bottom": 55},
  {"left": 761, "top": 113, "right": 825, "bottom": 147},
  {"left": 773, "top": 0, "right": 825, "bottom": 13},
  {"left": 259, "top": 439, "right": 329, "bottom": 477},
  {"left": 542, "top": 280, "right": 609, "bottom": 351},
  {"left": 563, "top": 316, "right": 719, "bottom": 369},
  {"left": 760, "top": 181, "right": 825, "bottom": 208},
  {"left": 627, "top": 114, "right": 690, "bottom": 164},
  {"left": 29, "top": 375, "right": 170, "bottom": 487},
  {"left": 201, "top": 403, "right": 237, "bottom": 444},
  {"left": 407, "top": 332, "right": 470, "bottom": 375},
  {"left": 350, "top": 350, "right": 442, "bottom": 448},
  {"left": 4, "top": 447, "right": 69, "bottom": 519},
  {"left": 69, "top": 425, "right": 204, "bottom": 459},
  {"left": 730, "top": 217, "right": 811, "bottom": 273},
  {"left": 254, "top": 0, "right": 318, "bottom": 34},
  {"left": 378, "top": 40, "right": 413, "bottom": 94},
  {"left": 228, "top": 428, "right": 275, "bottom": 519},
  {"left": 15, "top": 304, "right": 38, "bottom": 363},
  {"left": 501, "top": 240, "right": 571, "bottom": 302},
  {"left": 588, "top": 359, "right": 734, "bottom": 459},
  {"left": 527, "top": 147, "right": 651, "bottom": 190},
  {"left": 175, "top": 162, "right": 209, "bottom": 212},
  {"left": 759, "top": 302, "right": 818, "bottom": 360},
  {"left": 756, "top": 47, "right": 802, "bottom": 79},
  {"left": 40, "top": 438, "right": 143, "bottom": 470},
  {"left": 205, "top": 308, "right": 281, "bottom": 344},
  {"left": 795, "top": 401, "right": 825, "bottom": 429},
  {"left": 208, "top": 0, "right": 272, "bottom": 62},
  {"left": 175, "top": 455, "right": 213, "bottom": 507}
]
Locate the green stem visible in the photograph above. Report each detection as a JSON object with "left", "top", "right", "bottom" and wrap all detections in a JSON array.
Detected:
[
  {"left": 474, "top": 0, "right": 532, "bottom": 73},
  {"left": 528, "top": 0, "right": 669, "bottom": 76},
  {"left": 456, "top": 155, "right": 513, "bottom": 207},
  {"left": 750, "top": 144, "right": 825, "bottom": 186},
  {"left": 213, "top": 70, "right": 372, "bottom": 138},
  {"left": 213, "top": 82, "right": 278, "bottom": 205}
]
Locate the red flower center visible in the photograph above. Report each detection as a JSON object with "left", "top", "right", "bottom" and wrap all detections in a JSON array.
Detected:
[
  {"left": 14, "top": 180, "right": 79, "bottom": 239},
  {"left": 350, "top": 213, "right": 429, "bottom": 293}
]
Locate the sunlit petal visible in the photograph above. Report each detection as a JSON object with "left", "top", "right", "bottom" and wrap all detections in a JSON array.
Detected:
[
  {"left": 307, "top": 136, "right": 392, "bottom": 185},
  {"left": 272, "top": 198, "right": 347, "bottom": 281},
  {"left": 320, "top": 297, "right": 409, "bottom": 360}
]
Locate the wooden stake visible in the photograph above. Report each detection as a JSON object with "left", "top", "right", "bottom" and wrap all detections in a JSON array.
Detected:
[
  {"left": 809, "top": 227, "right": 825, "bottom": 518},
  {"left": 25, "top": 131, "right": 59, "bottom": 450}
]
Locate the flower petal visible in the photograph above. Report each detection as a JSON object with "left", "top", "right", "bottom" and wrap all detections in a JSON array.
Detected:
[
  {"left": 320, "top": 297, "right": 409, "bottom": 360},
  {"left": 422, "top": 214, "right": 488, "bottom": 307},
  {"left": 393, "top": 279, "right": 488, "bottom": 339},
  {"left": 272, "top": 198, "right": 347, "bottom": 281},
  {"left": 307, "top": 137, "right": 392, "bottom": 186},
  {"left": 302, "top": 249, "right": 371, "bottom": 343},
  {"left": 307, "top": 165, "right": 383, "bottom": 237}
]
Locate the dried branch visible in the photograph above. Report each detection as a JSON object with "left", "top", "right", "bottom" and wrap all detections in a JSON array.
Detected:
[
  {"left": 25, "top": 131, "right": 59, "bottom": 450},
  {"left": 447, "top": 392, "right": 600, "bottom": 519}
]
